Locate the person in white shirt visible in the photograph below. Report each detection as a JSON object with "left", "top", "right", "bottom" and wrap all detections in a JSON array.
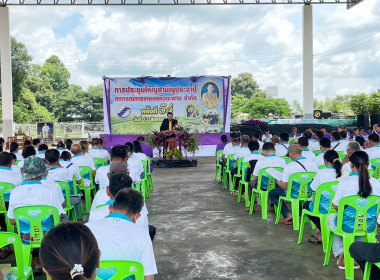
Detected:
[
  {"left": 252, "top": 132, "right": 263, "bottom": 149},
  {"left": 10, "top": 142, "right": 23, "bottom": 161},
  {"left": 56, "top": 141, "right": 69, "bottom": 155},
  {"left": 341, "top": 141, "right": 361, "bottom": 175},
  {"left": 59, "top": 151, "right": 82, "bottom": 184},
  {"left": 18, "top": 145, "right": 37, "bottom": 168},
  {"left": 7, "top": 156, "right": 65, "bottom": 271},
  {"left": 125, "top": 142, "right": 144, "bottom": 185},
  {"left": 71, "top": 144, "right": 96, "bottom": 187},
  {"left": 262, "top": 130, "right": 272, "bottom": 143},
  {"left": 79, "top": 140, "right": 93, "bottom": 160},
  {"left": 40, "top": 222, "right": 100, "bottom": 280},
  {"left": 365, "top": 133, "right": 380, "bottom": 160},
  {"left": 252, "top": 142, "right": 286, "bottom": 180},
  {"left": 298, "top": 137, "right": 316, "bottom": 162},
  {"left": 132, "top": 141, "right": 148, "bottom": 162},
  {"left": 95, "top": 145, "right": 129, "bottom": 190},
  {"left": 275, "top": 133, "right": 290, "bottom": 157},
  {"left": 0, "top": 152, "right": 22, "bottom": 229},
  {"left": 86, "top": 189, "right": 158, "bottom": 280},
  {"left": 233, "top": 135, "right": 251, "bottom": 161},
  {"left": 303, "top": 150, "right": 342, "bottom": 244},
  {"left": 327, "top": 151, "right": 380, "bottom": 269},
  {"left": 305, "top": 131, "right": 319, "bottom": 152},
  {"left": 244, "top": 140, "right": 265, "bottom": 164},
  {"left": 89, "top": 138, "right": 110, "bottom": 164},
  {"left": 32, "top": 138, "right": 41, "bottom": 153},
  {"left": 45, "top": 149, "right": 82, "bottom": 219},
  {"left": 37, "top": 144, "right": 48, "bottom": 159},
  {"left": 90, "top": 168, "right": 149, "bottom": 233},
  {"left": 269, "top": 145, "right": 318, "bottom": 225},
  {"left": 221, "top": 133, "right": 239, "bottom": 164},
  {"left": 315, "top": 138, "right": 332, "bottom": 167},
  {"left": 336, "top": 131, "right": 350, "bottom": 153},
  {"left": 330, "top": 132, "right": 342, "bottom": 152}
]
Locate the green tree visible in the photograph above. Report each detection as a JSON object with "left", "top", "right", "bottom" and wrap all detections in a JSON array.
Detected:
[
  {"left": 231, "top": 73, "right": 264, "bottom": 99},
  {"left": 242, "top": 97, "right": 291, "bottom": 118},
  {"left": 81, "top": 85, "right": 104, "bottom": 122},
  {"left": 14, "top": 88, "right": 54, "bottom": 123},
  {"left": 291, "top": 100, "right": 303, "bottom": 114},
  {"left": 231, "top": 93, "right": 249, "bottom": 118},
  {"left": 368, "top": 90, "right": 380, "bottom": 114},
  {"left": 56, "top": 84, "right": 86, "bottom": 122},
  {"left": 40, "top": 55, "right": 70, "bottom": 92},
  {"left": 349, "top": 93, "right": 370, "bottom": 115},
  {"left": 0, "top": 37, "right": 32, "bottom": 101},
  {"left": 324, "top": 94, "right": 352, "bottom": 114},
  {"left": 313, "top": 98, "right": 325, "bottom": 110}
]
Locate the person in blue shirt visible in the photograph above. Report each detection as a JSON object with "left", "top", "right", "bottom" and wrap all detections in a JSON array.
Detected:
[{"left": 40, "top": 222, "right": 100, "bottom": 280}]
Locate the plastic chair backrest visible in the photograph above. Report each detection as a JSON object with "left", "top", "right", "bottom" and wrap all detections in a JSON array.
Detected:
[
  {"left": 318, "top": 165, "right": 326, "bottom": 170},
  {"left": 141, "top": 160, "right": 148, "bottom": 174},
  {"left": 146, "top": 157, "right": 152, "bottom": 173},
  {"left": 79, "top": 166, "right": 94, "bottom": 185},
  {"left": 96, "top": 260, "right": 144, "bottom": 280},
  {"left": 280, "top": 156, "right": 291, "bottom": 164},
  {"left": 289, "top": 138, "right": 298, "bottom": 144},
  {"left": 257, "top": 167, "right": 284, "bottom": 191},
  {"left": 236, "top": 157, "right": 245, "bottom": 175},
  {"left": 336, "top": 151, "right": 345, "bottom": 161},
  {"left": 13, "top": 205, "right": 60, "bottom": 248},
  {"left": 15, "top": 160, "right": 21, "bottom": 166},
  {"left": 216, "top": 150, "right": 223, "bottom": 165},
  {"left": 286, "top": 172, "right": 316, "bottom": 199},
  {"left": 0, "top": 182, "right": 16, "bottom": 212},
  {"left": 0, "top": 232, "right": 26, "bottom": 276},
  {"left": 335, "top": 195, "right": 380, "bottom": 235},
  {"left": 370, "top": 158, "right": 380, "bottom": 180},
  {"left": 311, "top": 181, "right": 339, "bottom": 215},
  {"left": 55, "top": 181, "right": 72, "bottom": 207},
  {"left": 313, "top": 150, "right": 321, "bottom": 156},
  {"left": 241, "top": 162, "right": 251, "bottom": 183},
  {"left": 226, "top": 154, "right": 235, "bottom": 171},
  {"left": 93, "top": 158, "right": 106, "bottom": 169}
]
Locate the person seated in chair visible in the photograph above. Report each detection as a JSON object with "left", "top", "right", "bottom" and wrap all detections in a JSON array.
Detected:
[
  {"left": 269, "top": 145, "right": 317, "bottom": 225},
  {"left": 365, "top": 133, "right": 380, "bottom": 160},
  {"left": 37, "top": 144, "right": 49, "bottom": 159},
  {"left": 350, "top": 239, "right": 380, "bottom": 279},
  {"left": 89, "top": 138, "right": 110, "bottom": 164},
  {"left": 86, "top": 189, "right": 158, "bottom": 280},
  {"left": 275, "top": 133, "right": 289, "bottom": 157},
  {"left": 298, "top": 137, "right": 315, "bottom": 162},
  {"left": 160, "top": 112, "right": 178, "bottom": 135},
  {"left": 70, "top": 144, "right": 96, "bottom": 187},
  {"left": 315, "top": 137, "right": 332, "bottom": 167}
]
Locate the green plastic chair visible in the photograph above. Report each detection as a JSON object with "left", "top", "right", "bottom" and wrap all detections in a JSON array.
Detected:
[
  {"left": 215, "top": 150, "right": 223, "bottom": 181},
  {"left": 237, "top": 162, "right": 251, "bottom": 207},
  {"left": 231, "top": 157, "right": 245, "bottom": 192},
  {"left": 336, "top": 151, "right": 345, "bottom": 161},
  {"left": 298, "top": 181, "right": 339, "bottom": 252},
  {"left": 0, "top": 232, "right": 33, "bottom": 280},
  {"left": 72, "top": 174, "right": 84, "bottom": 220},
  {"left": 146, "top": 156, "right": 154, "bottom": 191},
  {"left": 370, "top": 158, "right": 380, "bottom": 180},
  {"left": 93, "top": 157, "right": 106, "bottom": 169},
  {"left": 363, "top": 261, "right": 380, "bottom": 280},
  {"left": 275, "top": 171, "right": 316, "bottom": 230},
  {"left": 323, "top": 195, "right": 380, "bottom": 280},
  {"left": 280, "top": 156, "right": 291, "bottom": 164},
  {"left": 250, "top": 167, "right": 284, "bottom": 219},
  {"left": 96, "top": 260, "right": 144, "bottom": 280},
  {"left": 318, "top": 165, "right": 326, "bottom": 170},
  {"left": 222, "top": 154, "right": 235, "bottom": 189},
  {"left": 55, "top": 181, "right": 77, "bottom": 221},
  {"left": 78, "top": 166, "right": 96, "bottom": 216},
  {"left": 15, "top": 160, "right": 21, "bottom": 166},
  {"left": 0, "top": 182, "right": 16, "bottom": 232},
  {"left": 289, "top": 138, "right": 298, "bottom": 144},
  {"left": 313, "top": 150, "right": 321, "bottom": 156},
  {"left": 141, "top": 160, "right": 149, "bottom": 199}
]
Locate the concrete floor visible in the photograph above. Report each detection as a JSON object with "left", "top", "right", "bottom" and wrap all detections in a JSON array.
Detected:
[{"left": 147, "top": 157, "right": 364, "bottom": 280}]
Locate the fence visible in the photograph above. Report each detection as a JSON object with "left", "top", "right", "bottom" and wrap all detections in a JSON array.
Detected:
[{"left": 0, "top": 122, "right": 104, "bottom": 141}]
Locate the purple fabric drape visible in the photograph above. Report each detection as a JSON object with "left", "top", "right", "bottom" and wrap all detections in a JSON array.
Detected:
[{"left": 103, "top": 77, "right": 112, "bottom": 133}]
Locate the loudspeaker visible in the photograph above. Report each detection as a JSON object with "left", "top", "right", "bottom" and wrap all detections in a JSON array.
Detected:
[
  {"left": 357, "top": 114, "right": 370, "bottom": 131},
  {"left": 370, "top": 114, "right": 380, "bottom": 128}
]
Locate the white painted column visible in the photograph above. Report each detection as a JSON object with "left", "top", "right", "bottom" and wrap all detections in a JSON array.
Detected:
[
  {"left": 302, "top": 4, "right": 313, "bottom": 119},
  {"left": 0, "top": 7, "right": 14, "bottom": 140}
]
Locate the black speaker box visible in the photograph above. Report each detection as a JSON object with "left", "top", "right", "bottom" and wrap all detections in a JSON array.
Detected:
[{"left": 357, "top": 114, "right": 370, "bottom": 131}]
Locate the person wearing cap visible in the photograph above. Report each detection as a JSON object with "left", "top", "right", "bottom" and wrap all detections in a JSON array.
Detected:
[
  {"left": 269, "top": 145, "right": 318, "bottom": 225},
  {"left": 86, "top": 189, "right": 158, "bottom": 279},
  {"left": 7, "top": 156, "right": 65, "bottom": 271}
]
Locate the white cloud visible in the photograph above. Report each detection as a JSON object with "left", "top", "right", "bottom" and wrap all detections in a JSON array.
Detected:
[{"left": 6, "top": 0, "right": 380, "bottom": 105}]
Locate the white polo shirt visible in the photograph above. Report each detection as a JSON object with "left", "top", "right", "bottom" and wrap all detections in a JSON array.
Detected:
[
  {"left": 89, "top": 148, "right": 110, "bottom": 162},
  {"left": 310, "top": 166, "right": 339, "bottom": 192},
  {"left": 252, "top": 154, "right": 286, "bottom": 177},
  {"left": 342, "top": 162, "right": 351, "bottom": 176},
  {"left": 37, "top": 152, "right": 46, "bottom": 159},
  {"left": 281, "top": 157, "right": 318, "bottom": 183},
  {"left": 94, "top": 165, "right": 111, "bottom": 190},
  {"left": 243, "top": 152, "right": 264, "bottom": 163},
  {"left": 222, "top": 142, "right": 233, "bottom": 156},
  {"left": 70, "top": 154, "right": 96, "bottom": 187},
  {"left": 308, "top": 140, "right": 320, "bottom": 152},
  {"left": 335, "top": 139, "right": 349, "bottom": 152},
  {"left": 132, "top": 152, "right": 147, "bottom": 162},
  {"left": 365, "top": 146, "right": 380, "bottom": 160},
  {"left": 13, "top": 152, "right": 23, "bottom": 161},
  {"left": 42, "top": 179, "right": 65, "bottom": 205},
  {"left": 89, "top": 200, "right": 149, "bottom": 231},
  {"left": 7, "top": 181, "right": 65, "bottom": 219},
  {"left": 90, "top": 188, "right": 109, "bottom": 212},
  {"left": 127, "top": 156, "right": 144, "bottom": 184},
  {"left": 233, "top": 146, "right": 251, "bottom": 161},
  {"left": 60, "top": 160, "right": 81, "bottom": 181},
  {"left": 0, "top": 166, "right": 22, "bottom": 202},
  {"left": 275, "top": 143, "right": 289, "bottom": 157},
  {"left": 86, "top": 213, "right": 157, "bottom": 276},
  {"left": 302, "top": 149, "right": 316, "bottom": 162},
  {"left": 315, "top": 152, "right": 327, "bottom": 167}
]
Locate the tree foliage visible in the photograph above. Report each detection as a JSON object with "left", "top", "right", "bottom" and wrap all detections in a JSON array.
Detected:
[{"left": 231, "top": 72, "right": 265, "bottom": 99}]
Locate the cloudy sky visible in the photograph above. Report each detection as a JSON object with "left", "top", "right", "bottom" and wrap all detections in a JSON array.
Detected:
[{"left": 7, "top": 0, "right": 380, "bottom": 103}]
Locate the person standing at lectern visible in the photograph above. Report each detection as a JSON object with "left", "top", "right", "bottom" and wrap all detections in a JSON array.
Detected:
[{"left": 160, "top": 112, "right": 178, "bottom": 138}]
